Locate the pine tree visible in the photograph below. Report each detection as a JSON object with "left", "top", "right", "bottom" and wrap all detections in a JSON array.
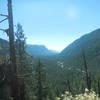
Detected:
[
  {"left": 34, "top": 60, "right": 49, "bottom": 100},
  {"left": 15, "top": 23, "right": 35, "bottom": 100},
  {"left": 15, "top": 23, "right": 26, "bottom": 100},
  {"left": 15, "top": 23, "right": 26, "bottom": 64}
]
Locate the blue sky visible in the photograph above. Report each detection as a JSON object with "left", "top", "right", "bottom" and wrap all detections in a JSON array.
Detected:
[{"left": 0, "top": 0, "right": 100, "bottom": 51}]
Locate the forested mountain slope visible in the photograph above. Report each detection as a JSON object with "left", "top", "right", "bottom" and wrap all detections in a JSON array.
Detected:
[{"left": 59, "top": 29, "right": 100, "bottom": 70}]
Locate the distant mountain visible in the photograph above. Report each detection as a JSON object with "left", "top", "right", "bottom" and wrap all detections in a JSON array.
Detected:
[
  {"left": 0, "top": 38, "right": 58, "bottom": 57},
  {"left": 26, "top": 45, "right": 59, "bottom": 57},
  {"left": 60, "top": 28, "right": 100, "bottom": 70}
]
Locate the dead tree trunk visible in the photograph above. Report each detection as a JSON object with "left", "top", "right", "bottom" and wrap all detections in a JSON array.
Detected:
[
  {"left": 98, "top": 80, "right": 100, "bottom": 97},
  {"left": 82, "top": 48, "right": 91, "bottom": 91},
  {"left": 7, "top": 0, "right": 18, "bottom": 100}
]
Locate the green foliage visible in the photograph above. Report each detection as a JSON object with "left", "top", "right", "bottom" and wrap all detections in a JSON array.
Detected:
[
  {"left": 33, "top": 60, "right": 51, "bottom": 100},
  {"left": 15, "top": 23, "right": 34, "bottom": 100}
]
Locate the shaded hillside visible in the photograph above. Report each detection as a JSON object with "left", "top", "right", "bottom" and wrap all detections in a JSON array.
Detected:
[
  {"left": 0, "top": 38, "right": 9, "bottom": 56},
  {"left": 60, "top": 29, "right": 100, "bottom": 70}
]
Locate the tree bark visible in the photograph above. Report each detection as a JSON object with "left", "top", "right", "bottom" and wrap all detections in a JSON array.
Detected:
[{"left": 7, "top": 0, "right": 18, "bottom": 100}]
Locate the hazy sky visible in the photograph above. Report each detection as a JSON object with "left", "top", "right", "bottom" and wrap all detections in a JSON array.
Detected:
[{"left": 0, "top": 0, "right": 100, "bottom": 51}]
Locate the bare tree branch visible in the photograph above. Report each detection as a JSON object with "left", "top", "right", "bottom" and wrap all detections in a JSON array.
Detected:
[
  {"left": 0, "top": 18, "right": 8, "bottom": 23},
  {"left": 0, "top": 14, "right": 8, "bottom": 17}
]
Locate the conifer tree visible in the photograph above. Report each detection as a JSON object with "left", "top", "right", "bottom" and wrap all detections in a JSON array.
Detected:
[
  {"left": 15, "top": 23, "right": 26, "bottom": 100},
  {"left": 34, "top": 60, "right": 49, "bottom": 100},
  {"left": 15, "top": 23, "right": 26, "bottom": 64}
]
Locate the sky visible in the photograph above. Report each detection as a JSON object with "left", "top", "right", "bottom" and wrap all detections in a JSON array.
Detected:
[{"left": 0, "top": 0, "right": 100, "bottom": 51}]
